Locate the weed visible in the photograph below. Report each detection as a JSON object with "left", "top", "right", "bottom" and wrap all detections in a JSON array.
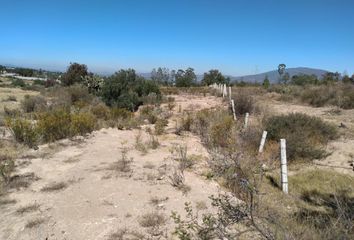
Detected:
[
  {"left": 41, "top": 181, "right": 68, "bottom": 192},
  {"left": 139, "top": 212, "right": 167, "bottom": 228},
  {"left": 21, "top": 95, "right": 47, "bottom": 113},
  {"left": 6, "top": 117, "right": 39, "bottom": 148},
  {"left": 25, "top": 218, "right": 45, "bottom": 229},
  {"left": 16, "top": 203, "right": 40, "bottom": 214}
]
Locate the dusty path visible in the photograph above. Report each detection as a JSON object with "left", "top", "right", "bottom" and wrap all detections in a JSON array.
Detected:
[{"left": 0, "top": 94, "right": 224, "bottom": 240}]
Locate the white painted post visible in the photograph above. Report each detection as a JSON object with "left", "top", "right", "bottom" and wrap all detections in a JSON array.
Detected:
[
  {"left": 244, "top": 112, "right": 249, "bottom": 129},
  {"left": 228, "top": 86, "right": 232, "bottom": 102},
  {"left": 223, "top": 84, "right": 227, "bottom": 98},
  {"left": 222, "top": 84, "right": 225, "bottom": 98},
  {"left": 280, "top": 139, "right": 288, "bottom": 194},
  {"left": 258, "top": 131, "right": 268, "bottom": 153},
  {"left": 231, "top": 100, "right": 237, "bottom": 121}
]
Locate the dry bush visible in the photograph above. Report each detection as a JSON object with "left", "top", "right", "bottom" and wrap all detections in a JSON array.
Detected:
[
  {"left": 154, "top": 118, "right": 168, "bottom": 135},
  {"left": 6, "top": 117, "right": 39, "bottom": 148},
  {"left": 37, "top": 107, "right": 72, "bottom": 142},
  {"left": 70, "top": 112, "right": 96, "bottom": 136},
  {"left": 40, "top": 181, "right": 68, "bottom": 192},
  {"left": 25, "top": 218, "right": 45, "bottom": 229},
  {"left": 233, "top": 92, "right": 254, "bottom": 115},
  {"left": 90, "top": 102, "right": 110, "bottom": 120},
  {"left": 135, "top": 131, "right": 148, "bottom": 154},
  {"left": 139, "top": 212, "right": 167, "bottom": 228},
  {"left": 16, "top": 203, "right": 40, "bottom": 214},
  {"left": 140, "top": 105, "right": 158, "bottom": 124},
  {"left": 107, "top": 228, "right": 145, "bottom": 240},
  {"left": 114, "top": 145, "right": 133, "bottom": 173},
  {"left": 3, "top": 106, "right": 21, "bottom": 118},
  {"left": 37, "top": 108, "right": 96, "bottom": 142},
  {"left": 0, "top": 151, "right": 15, "bottom": 184},
  {"left": 3, "top": 95, "right": 17, "bottom": 102},
  {"left": 264, "top": 113, "right": 338, "bottom": 162},
  {"left": 21, "top": 95, "right": 47, "bottom": 113}
]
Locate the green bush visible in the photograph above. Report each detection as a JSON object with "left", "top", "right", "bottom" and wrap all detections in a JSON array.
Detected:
[
  {"left": 6, "top": 118, "right": 39, "bottom": 148},
  {"left": 37, "top": 108, "right": 72, "bottom": 142},
  {"left": 11, "top": 78, "right": 26, "bottom": 87},
  {"left": 101, "top": 69, "right": 160, "bottom": 111},
  {"left": 21, "top": 95, "right": 47, "bottom": 113},
  {"left": 264, "top": 113, "right": 338, "bottom": 161}
]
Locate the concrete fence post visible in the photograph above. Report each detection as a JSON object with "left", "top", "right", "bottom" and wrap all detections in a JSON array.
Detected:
[
  {"left": 280, "top": 139, "right": 288, "bottom": 194},
  {"left": 258, "top": 131, "right": 268, "bottom": 153},
  {"left": 244, "top": 112, "right": 249, "bottom": 129},
  {"left": 228, "top": 86, "right": 232, "bottom": 102},
  {"left": 231, "top": 99, "right": 237, "bottom": 121}
]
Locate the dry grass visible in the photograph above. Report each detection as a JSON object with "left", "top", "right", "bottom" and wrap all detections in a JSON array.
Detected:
[
  {"left": 107, "top": 228, "right": 145, "bottom": 240},
  {"left": 0, "top": 198, "right": 17, "bottom": 205},
  {"left": 16, "top": 203, "right": 40, "bottom": 214},
  {"left": 0, "top": 86, "right": 38, "bottom": 116},
  {"left": 149, "top": 196, "right": 169, "bottom": 206},
  {"left": 139, "top": 212, "right": 167, "bottom": 228},
  {"left": 25, "top": 217, "right": 46, "bottom": 229},
  {"left": 40, "top": 181, "right": 68, "bottom": 192}
]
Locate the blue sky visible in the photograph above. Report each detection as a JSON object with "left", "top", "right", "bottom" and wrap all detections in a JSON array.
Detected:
[{"left": 0, "top": 0, "right": 353, "bottom": 76}]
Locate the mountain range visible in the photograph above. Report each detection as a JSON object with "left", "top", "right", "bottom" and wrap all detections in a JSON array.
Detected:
[{"left": 229, "top": 67, "right": 328, "bottom": 83}]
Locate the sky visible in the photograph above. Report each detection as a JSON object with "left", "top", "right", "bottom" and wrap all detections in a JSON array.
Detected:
[{"left": 0, "top": 0, "right": 353, "bottom": 76}]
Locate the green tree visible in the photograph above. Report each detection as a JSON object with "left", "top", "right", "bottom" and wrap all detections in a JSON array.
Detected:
[
  {"left": 175, "top": 67, "right": 196, "bottom": 87},
  {"left": 262, "top": 75, "right": 270, "bottom": 89},
  {"left": 101, "top": 69, "right": 160, "bottom": 111},
  {"left": 291, "top": 74, "right": 318, "bottom": 86},
  {"left": 278, "top": 63, "right": 287, "bottom": 84},
  {"left": 61, "top": 62, "right": 88, "bottom": 86},
  {"left": 151, "top": 67, "right": 171, "bottom": 85},
  {"left": 201, "top": 69, "right": 228, "bottom": 86},
  {"left": 322, "top": 72, "right": 340, "bottom": 84}
]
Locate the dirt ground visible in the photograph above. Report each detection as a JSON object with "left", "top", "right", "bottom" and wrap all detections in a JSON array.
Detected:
[
  {"left": 1, "top": 91, "right": 353, "bottom": 240},
  {"left": 0, "top": 94, "right": 226, "bottom": 240}
]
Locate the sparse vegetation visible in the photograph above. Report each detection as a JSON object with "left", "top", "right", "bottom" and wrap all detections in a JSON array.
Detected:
[
  {"left": 264, "top": 113, "right": 338, "bottom": 161},
  {"left": 41, "top": 181, "right": 68, "bottom": 192}
]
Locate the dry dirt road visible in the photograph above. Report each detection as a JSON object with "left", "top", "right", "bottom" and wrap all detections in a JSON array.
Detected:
[{"left": 0, "top": 94, "right": 225, "bottom": 240}]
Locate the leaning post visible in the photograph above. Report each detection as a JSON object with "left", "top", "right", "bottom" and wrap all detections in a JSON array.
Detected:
[
  {"left": 231, "top": 99, "right": 237, "bottom": 121},
  {"left": 258, "top": 131, "right": 268, "bottom": 153}
]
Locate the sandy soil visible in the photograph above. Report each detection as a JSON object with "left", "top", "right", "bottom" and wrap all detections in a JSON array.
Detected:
[
  {"left": 1, "top": 91, "right": 353, "bottom": 239},
  {"left": 0, "top": 94, "right": 225, "bottom": 240}
]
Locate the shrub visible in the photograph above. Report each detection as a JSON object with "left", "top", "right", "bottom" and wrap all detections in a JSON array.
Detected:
[
  {"left": 233, "top": 93, "right": 254, "bottom": 115},
  {"left": 110, "top": 107, "right": 133, "bottom": 120},
  {"left": 301, "top": 86, "right": 337, "bottom": 107},
  {"left": 101, "top": 69, "right": 160, "bottom": 111},
  {"left": 90, "top": 103, "right": 110, "bottom": 120},
  {"left": 67, "top": 84, "right": 92, "bottom": 105},
  {"left": 11, "top": 78, "right": 26, "bottom": 87},
  {"left": 21, "top": 95, "right": 47, "bottom": 113},
  {"left": 209, "top": 114, "right": 235, "bottom": 148},
  {"left": 37, "top": 108, "right": 72, "bottom": 142},
  {"left": 4, "top": 107, "right": 21, "bottom": 118},
  {"left": 0, "top": 151, "right": 15, "bottom": 183},
  {"left": 264, "top": 113, "right": 338, "bottom": 161},
  {"left": 6, "top": 118, "right": 39, "bottom": 148},
  {"left": 70, "top": 112, "right": 96, "bottom": 136},
  {"left": 154, "top": 118, "right": 168, "bottom": 135}
]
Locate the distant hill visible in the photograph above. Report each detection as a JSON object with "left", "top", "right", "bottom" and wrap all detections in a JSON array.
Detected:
[{"left": 231, "top": 67, "right": 328, "bottom": 84}]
